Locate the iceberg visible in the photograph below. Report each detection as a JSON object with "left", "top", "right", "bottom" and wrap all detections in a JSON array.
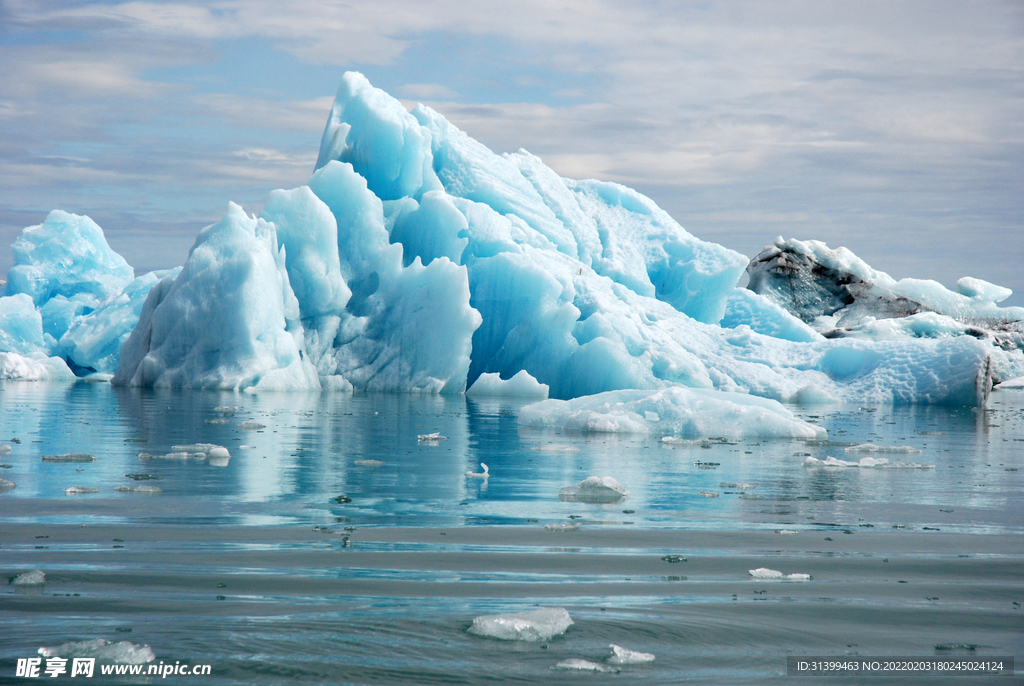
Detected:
[
  {"left": 0, "top": 72, "right": 1009, "bottom": 408},
  {"left": 558, "top": 476, "right": 629, "bottom": 503}
]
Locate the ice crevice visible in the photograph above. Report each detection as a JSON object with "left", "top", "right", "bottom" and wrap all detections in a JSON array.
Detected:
[{"left": 1, "top": 71, "right": 1019, "bottom": 419}]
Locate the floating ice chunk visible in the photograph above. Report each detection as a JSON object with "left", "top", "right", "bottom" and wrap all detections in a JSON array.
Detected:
[
  {"left": 0, "top": 352, "right": 75, "bottom": 381},
  {"left": 115, "top": 485, "right": 162, "bottom": 494},
  {"left": 719, "top": 482, "right": 754, "bottom": 490},
  {"left": 138, "top": 452, "right": 206, "bottom": 461},
  {"left": 559, "top": 476, "right": 628, "bottom": 504},
  {"left": 545, "top": 522, "right": 580, "bottom": 532},
  {"left": 698, "top": 491, "right": 719, "bottom": 498},
  {"left": 238, "top": 422, "right": 265, "bottom": 430},
  {"left": 521, "top": 387, "right": 825, "bottom": 439},
  {"left": 531, "top": 444, "right": 581, "bottom": 453},
  {"left": 208, "top": 447, "right": 231, "bottom": 459},
  {"left": 778, "top": 529, "right": 799, "bottom": 535},
  {"left": 0, "top": 478, "right": 15, "bottom": 492},
  {"left": 750, "top": 567, "right": 810, "bottom": 579},
  {"left": 845, "top": 443, "right": 922, "bottom": 454},
  {"left": 38, "top": 639, "right": 155, "bottom": 664},
  {"left": 0, "top": 445, "right": 10, "bottom": 455},
  {"left": 42, "top": 454, "right": 95, "bottom": 463},
  {"left": 750, "top": 567, "right": 784, "bottom": 578},
  {"left": 804, "top": 456, "right": 933, "bottom": 469},
  {"left": 11, "top": 570, "right": 45, "bottom": 585},
  {"left": 607, "top": 644, "right": 655, "bottom": 665},
  {"left": 208, "top": 448, "right": 231, "bottom": 467},
  {"left": 468, "top": 607, "right": 573, "bottom": 641},
  {"left": 239, "top": 445, "right": 256, "bottom": 450},
  {"left": 204, "top": 418, "right": 231, "bottom": 425},
  {"left": 996, "top": 376, "right": 1024, "bottom": 389},
  {"left": 661, "top": 437, "right": 702, "bottom": 446},
  {"left": 64, "top": 486, "right": 98, "bottom": 495},
  {"left": 214, "top": 405, "right": 243, "bottom": 413},
  {"left": 553, "top": 659, "right": 619, "bottom": 673},
  {"left": 418, "top": 432, "right": 446, "bottom": 442},
  {"left": 467, "top": 370, "right": 549, "bottom": 398},
  {"left": 465, "top": 463, "right": 489, "bottom": 478},
  {"left": 172, "top": 443, "right": 221, "bottom": 453},
  {"left": 354, "top": 459, "right": 383, "bottom": 467}
]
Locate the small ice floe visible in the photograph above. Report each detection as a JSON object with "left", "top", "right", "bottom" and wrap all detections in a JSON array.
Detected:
[
  {"left": 42, "top": 454, "right": 95, "bottom": 463},
  {"left": 172, "top": 443, "right": 220, "bottom": 453},
  {"left": 607, "top": 643, "right": 655, "bottom": 665},
  {"left": 553, "top": 659, "right": 619, "bottom": 673},
  {"left": 417, "top": 432, "right": 446, "bottom": 442},
  {"left": 0, "top": 444, "right": 11, "bottom": 455},
  {"left": 204, "top": 418, "right": 231, "bottom": 425},
  {"left": 115, "top": 485, "right": 162, "bottom": 495},
  {"left": 844, "top": 443, "right": 922, "bottom": 454},
  {"left": 0, "top": 478, "right": 15, "bottom": 492},
  {"left": 804, "top": 456, "right": 933, "bottom": 469},
  {"left": 10, "top": 570, "right": 45, "bottom": 586},
  {"left": 138, "top": 452, "right": 206, "bottom": 461},
  {"left": 238, "top": 421, "right": 265, "bottom": 430},
  {"left": 354, "top": 459, "right": 384, "bottom": 467},
  {"left": 660, "top": 437, "right": 701, "bottom": 446},
  {"left": 750, "top": 567, "right": 810, "bottom": 580},
  {"left": 531, "top": 444, "right": 581, "bottom": 454},
  {"left": 239, "top": 445, "right": 256, "bottom": 450},
  {"left": 465, "top": 463, "right": 489, "bottom": 478},
  {"left": 64, "top": 486, "right": 99, "bottom": 495},
  {"left": 698, "top": 491, "right": 719, "bottom": 498},
  {"left": 545, "top": 522, "right": 580, "bottom": 532},
  {"left": 214, "top": 405, "right": 242, "bottom": 413},
  {"left": 207, "top": 446, "right": 231, "bottom": 467},
  {"left": 38, "top": 638, "right": 155, "bottom": 664},
  {"left": 468, "top": 607, "right": 573, "bottom": 641},
  {"left": 719, "top": 482, "right": 755, "bottom": 490},
  {"left": 777, "top": 529, "right": 799, "bottom": 535},
  {"left": 558, "top": 476, "right": 628, "bottom": 504}
]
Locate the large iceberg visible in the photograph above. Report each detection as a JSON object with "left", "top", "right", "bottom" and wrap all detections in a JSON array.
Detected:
[{"left": 1, "top": 72, "right": 1014, "bottom": 408}]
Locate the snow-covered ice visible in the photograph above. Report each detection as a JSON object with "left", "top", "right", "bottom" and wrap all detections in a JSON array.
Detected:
[
  {"left": 558, "top": 476, "right": 629, "bottom": 503},
  {"left": 467, "top": 370, "right": 549, "bottom": 398},
  {"left": 468, "top": 607, "right": 573, "bottom": 641},
  {"left": 750, "top": 567, "right": 810, "bottom": 579}
]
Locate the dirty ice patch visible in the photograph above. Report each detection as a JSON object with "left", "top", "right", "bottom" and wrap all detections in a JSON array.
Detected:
[{"left": 519, "top": 386, "right": 825, "bottom": 439}]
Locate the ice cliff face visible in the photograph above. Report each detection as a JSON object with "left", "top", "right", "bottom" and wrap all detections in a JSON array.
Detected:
[{"left": 2, "top": 72, "right": 1019, "bottom": 405}]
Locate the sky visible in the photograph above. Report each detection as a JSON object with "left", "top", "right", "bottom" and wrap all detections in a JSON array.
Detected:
[{"left": 1, "top": 0, "right": 1022, "bottom": 305}]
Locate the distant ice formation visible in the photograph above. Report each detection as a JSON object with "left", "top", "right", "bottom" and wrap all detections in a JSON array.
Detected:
[
  {"left": 468, "top": 607, "right": 573, "bottom": 641},
  {"left": 558, "top": 476, "right": 629, "bottom": 503},
  {"left": 2, "top": 72, "right": 1019, "bottom": 411}
]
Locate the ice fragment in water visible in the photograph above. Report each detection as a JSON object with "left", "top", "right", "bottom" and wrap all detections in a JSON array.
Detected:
[
  {"left": 214, "top": 405, "right": 242, "bottom": 412},
  {"left": 115, "top": 485, "right": 161, "bottom": 494},
  {"left": 750, "top": 567, "right": 810, "bottom": 579},
  {"left": 531, "top": 444, "right": 581, "bottom": 453},
  {"left": 468, "top": 607, "right": 573, "bottom": 641},
  {"left": 239, "top": 445, "right": 256, "bottom": 449},
  {"left": 465, "top": 462, "right": 489, "bottom": 478},
  {"left": 777, "top": 529, "right": 799, "bottom": 535},
  {"left": 42, "top": 453, "right": 95, "bottom": 463},
  {"left": 204, "top": 418, "right": 231, "bottom": 425},
  {"left": 552, "top": 659, "right": 619, "bottom": 673},
  {"left": 11, "top": 570, "right": 45, "bottom": 585},
  {"left": 607, "top": 644, "right": 655, "bottom": 665},
  {"left": 354, "top": 459, "right": 383, "bottom": 466},
  {"left": 544, "top": 522, "right": 580, "bottom": 532},
  {"left": 466, "top": 370, "right": 549, "bottom": 398},
  {"left": 0, "top": 478, "right": 15, "bottom": 492},
  {"left": 719, "top": 482, "right": 754, "bottom": 490},
  {"left": 64, "top": 486, "right": 98, "bottom": 495},
  {"left": 0, "top": 445, "right": 11, "bottom": 455},
  {"left": 844, "top": 443, "right": 922, "bottom": 454},
  {"left": 170, "top": 443, "right": 222, "bottom": 454},
  {"left": 38, "top": 638, "right": 155, "bottom": 664},
  {"left": 417, "top": 432, "right": 446, "bottom": 442},
  {"left": 804, "top": 456, "right": 933, "bottom": 469},
  {"left": 238, "top": 421, "right": 265, "bottom": 430},
  {"left": 698, "top": 491, "right": 719, "bottom": 498},
  {"left": 558, "top": 476, "right": 628, "bottom": 504}
]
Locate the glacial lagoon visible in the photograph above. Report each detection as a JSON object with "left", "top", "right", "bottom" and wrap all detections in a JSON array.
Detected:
[{"left": 1, "top": 382, "right": 1021, "bottom": 684}]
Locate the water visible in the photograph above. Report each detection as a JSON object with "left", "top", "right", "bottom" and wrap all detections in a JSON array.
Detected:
[{"left": 1, "top": 382, "right": 1021, "bottom": 684}]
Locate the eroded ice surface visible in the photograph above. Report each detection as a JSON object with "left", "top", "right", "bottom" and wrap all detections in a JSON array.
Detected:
[
  {"left": 467, "top": 607, "right": 573, "bottom": 641},
  {"left": 467, "top": 370, "right": 549, "bottom": 398}
]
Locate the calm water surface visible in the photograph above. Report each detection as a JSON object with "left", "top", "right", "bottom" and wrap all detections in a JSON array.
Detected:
[{"left": 1, "top": 382, "right": 1021, "bottom": 684}]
